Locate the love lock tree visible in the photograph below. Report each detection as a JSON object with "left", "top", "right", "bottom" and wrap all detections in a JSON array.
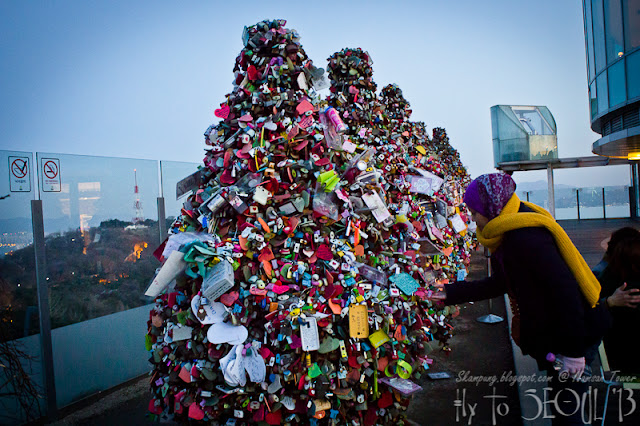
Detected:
[{"left": 144, "top": 19, "right": 474, "bottom": 425}]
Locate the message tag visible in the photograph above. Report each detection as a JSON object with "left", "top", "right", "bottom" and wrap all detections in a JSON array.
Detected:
[
  {"left": 145, "top": 251, "right": 187, "bottom": 297},
  {"left": 201, "top": 261, "right": 234, "bottom": 302},
  {"left": 348, "top": 304, "right": 369, "bottom": 338},
  {"left": 389, "top": 273, "right": 419, "bottom": 296},
  {"left": 191, "top": 295, "right": 226, "bottom": 324},
  {"left": 368, "top": 329, "right": 390, "bottom": 349},
  {"left": 207, "top": 322, "right": 248, "bottom": 345},
  {"left": 448, "top": 213, "right": 467, "bottom": 234},
  {"left": 311, "top": 69, "right": 330, "bottom": 91},
  {"left": 362, "top": 192, "right": 391, "bottom": 223},
  {"left": 427, "top": 372, "right": 452, "bottom": 380},
  {"left": 171, "top": 324, "right": 193, "bottom": 342},
  {"left": 176, "top": 169, "right": 202, "bottom": 200},
  {"left": 431, "top": 226, "right": 445, "bottom": 242},
  {"left": 253, "top": 186, "right": 271, "bottom": 205},
  {"left": 300, "top": 317, "right": 320, "bottom": 351},
  {"left": 356, "top": 263, "right": 388, "bottom": 286},
  {"left": 456, "top": 268, "right": 467, "bottom": 281},
  {"left": 407, "top": 176, "right": 434, "bottom": 196},
  {"left": 378, "top": 377, "right": 423, "bottom": 396},
  {"left": 407, "top": 170, "right": 443, "bottom": 194}
]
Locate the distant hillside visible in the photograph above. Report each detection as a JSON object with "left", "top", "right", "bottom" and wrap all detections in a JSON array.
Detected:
[
  {"left": 516, "top": 180, "right": 573, "bottom": 191},
  {"left": 0, "top": 221, "right": 161, "bottom": 342}
]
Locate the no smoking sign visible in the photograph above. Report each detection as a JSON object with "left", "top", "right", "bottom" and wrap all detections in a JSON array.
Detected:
[
  {"left": 8, "top": 156, "right": 32, "bottom": 192},
  {"left": 40, "top": 157, "right": 61, "bottom": 192}
]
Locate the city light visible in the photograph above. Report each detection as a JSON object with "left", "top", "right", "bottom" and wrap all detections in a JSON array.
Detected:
[{"left": 628, "top": 152, "right": 640, "bottom": 160}]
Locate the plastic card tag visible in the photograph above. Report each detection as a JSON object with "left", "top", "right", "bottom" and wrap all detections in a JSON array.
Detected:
[
  {"left": 253, "top": 186, "right": 271, "bottom": 205},
  {"left": 456, "top": 269, "right": 467, "bottom": 281},
  {"left": 378, "top": 377, "right": 423, "bottom": 396},
  {"left": 407, "top": 170, "right": 443, "bottom": 194},
  {"left": 176, "top": 169, "right": 202, "bottom": 200},
  {"left": 171, "top": 325, "right": 193, "bottom": 341},
  {"left": 362, "top": 192, "right": 391, "bottom": 223},
  {"left": 356, "top": 263, "right": 388, "bottom": 286},
  {"left": 449, "top": 213, "right": 467, "bottom": 234},
  {"left": 201, "top": 261, "right": 234, "bottom": 302},
  {"left": 300, "top": 317, "right": 320, "bottom": 351},
  {"left": 349, "top": 304, "right": 369, "bottom": 338},
  {"left": 368, "top": 329, "right": 390, "bottom": 349},
  {"left": 389, "top": 273, "right": 419, "bottom": 296}
]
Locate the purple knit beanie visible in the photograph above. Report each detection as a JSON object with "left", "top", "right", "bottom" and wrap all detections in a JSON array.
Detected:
[{"left": 463, "top": 173, "right": 517, "bottom": 219}]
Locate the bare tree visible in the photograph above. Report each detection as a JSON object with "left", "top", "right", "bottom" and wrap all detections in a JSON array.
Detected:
[{"left": 0, "top": 298, "right": 44, "bottom": 423}]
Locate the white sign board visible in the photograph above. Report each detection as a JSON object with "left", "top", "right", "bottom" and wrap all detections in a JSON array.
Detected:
[
  {"left": 8, "top": 156, "right": 31, "bottom": 192},
  {"left": 40, "top": 157, "right": 61, "bottom": 192}
]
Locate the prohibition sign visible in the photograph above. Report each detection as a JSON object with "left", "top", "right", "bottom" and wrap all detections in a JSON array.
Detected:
[
  {"left": 43, "top": 160, "right": 58, "bottom": 179},
  {"left": 11, "top": 158, "right": 28, "bottom": 179}
]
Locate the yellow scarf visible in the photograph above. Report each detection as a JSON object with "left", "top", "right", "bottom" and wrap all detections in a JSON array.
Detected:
[{"left": 476, "top": 193, "right": 601, "bottom": 307}]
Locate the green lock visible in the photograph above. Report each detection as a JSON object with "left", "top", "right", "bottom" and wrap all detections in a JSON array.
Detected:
[{"left": 308, "top": 363, "right": 323, "bottom": 379}]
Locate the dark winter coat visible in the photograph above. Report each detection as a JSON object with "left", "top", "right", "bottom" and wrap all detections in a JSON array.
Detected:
[
  {"left": 598, "top": 266, "right": 640, "bottom": 373},
  {"left": 444, "top": 204, "right": 611, "bottom": 360}
]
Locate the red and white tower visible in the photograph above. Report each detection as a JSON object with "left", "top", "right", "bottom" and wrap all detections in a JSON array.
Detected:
[{"left": 133, "top": 169, "right": 144, "bottom": 225}]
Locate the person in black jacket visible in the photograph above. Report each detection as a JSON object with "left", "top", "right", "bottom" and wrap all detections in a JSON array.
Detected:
[
  {"left": 597, "top": 235, "right": 640, "bottom": 375},
  {"left": 432, "top": 173, "right": 610, "bottom": 426},
  {"left": 591, "top": 227, "right": 640, "bottom": 278}
]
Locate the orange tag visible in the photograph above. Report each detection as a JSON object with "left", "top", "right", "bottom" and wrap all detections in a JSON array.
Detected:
[
  {"left": 354, "top": 244, "right": 364, "bottom": 257},
  {"left": 442, "top": 246, "right": 454, "bottom": 256},
  {"left": 262, "top": 260, "right": 273, "bottom": 278},
  {"left": 259, "top": 247, "right": 275, "bottom": 263},
  {"left": 239, "top": 236, "right": 249, "bottom": 251},
  {"left": 393, "top": 326, "right": 407, "bottom": 341},
  {"left": 313, "top": 411, "right": 326, "bottom": 420},
  {"left": 348, "top": 304, "right": 369, "bottom": 338},
  {"left": 328, "top": 299, "right": 342, "bottom": 315},
  {"left": 257, "top": 217, "right": 271, "bottom": 233}
]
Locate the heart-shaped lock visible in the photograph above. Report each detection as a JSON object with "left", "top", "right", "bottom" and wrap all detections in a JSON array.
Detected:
[
  {"left": 214, "top": 104, "right": 230, "bottom": 119},
  {"left": 315, "top": 244, "right": 333, "bottom": 261},
  {"left": 219, "top": 291, "right": 239, "bottom": 306}
]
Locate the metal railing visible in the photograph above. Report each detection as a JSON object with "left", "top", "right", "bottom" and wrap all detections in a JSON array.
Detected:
[{"left": 521, "top": 186, "right": 631, "bottom": 220}]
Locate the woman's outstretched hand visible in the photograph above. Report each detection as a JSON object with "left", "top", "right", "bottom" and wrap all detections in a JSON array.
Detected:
[
  {"left": 557, "top": 355, "right": 585, "bottom": 380},
  {"left": 607, "top": 283, "right": 640, "bottom": 308},
  {"left": 430, "top": 283, "right": 447, "bottom": 301}
]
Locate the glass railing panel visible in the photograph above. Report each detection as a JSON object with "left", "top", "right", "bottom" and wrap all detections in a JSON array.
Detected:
[
  {"left": 555, "top": 187, "right": 578, "bottom": 220},
  {"left": 36, "top": 153, "right": 160, "bottom": 329},
  {"left": 604, "top": 185, "right": 631, "bottom": 218},
  {"left": 160, "top": 160, "right": 201, "bottom": 226},
  {"left": 520, "top": 189, "right": 551, "bottom": 213},
  {"left": 0, "top": 150, "right": 38, "bottom": 340},
  {"left": 0, "top": 150, "right": 44, "bottom": 423},
  {"left": 577, "top": 187, "right": 605, "bottom": 219}
]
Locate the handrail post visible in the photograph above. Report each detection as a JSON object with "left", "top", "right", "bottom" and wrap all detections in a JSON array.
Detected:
[
  {"left": 576, "top": 189, "right": 581, "bottom": 220},
  {"left": 602, "top": 187, "right": 606, "bottom": 219},
  {"left": 477, "top": 247, "right": 503, "bottom": 324},
  {"left": 157, "top": 197, "right": 166, "bottom": 246},
  {"left": 31, "top": 200, "right": 58, "bottom": 420}
]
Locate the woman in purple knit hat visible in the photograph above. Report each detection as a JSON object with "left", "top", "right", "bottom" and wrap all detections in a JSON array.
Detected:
[{"left": 433, "top": 173, "right": 611, "bottom": 426}]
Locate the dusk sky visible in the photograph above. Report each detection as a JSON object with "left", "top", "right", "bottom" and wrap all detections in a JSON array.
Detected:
[{"left": 0, "top": 0, "right": 631, "bottom": 189}]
